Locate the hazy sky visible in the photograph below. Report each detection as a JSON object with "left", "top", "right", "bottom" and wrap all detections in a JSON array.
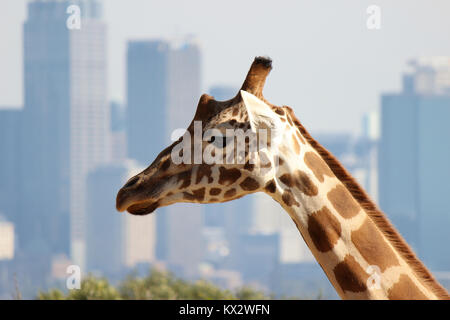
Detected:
[{"left": 1, "top": 0, "right": 450, "bottom": 134}]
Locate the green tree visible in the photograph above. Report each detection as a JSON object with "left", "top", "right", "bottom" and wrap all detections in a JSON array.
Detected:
[
  {"left": 235, "top": 286, "right": 271, "bottom": 300},
  {"left": 37, "top": 289, "right": 66, "bottom": 300},
  {"left": 37, "top": 268, "right": 275, "bottom": 300},
  {"left": 38, "top": 275, "right": 121, "bottom": 300}
]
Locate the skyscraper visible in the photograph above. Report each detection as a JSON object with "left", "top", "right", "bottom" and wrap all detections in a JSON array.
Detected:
[
  {"left": 21, "top": 0, "right": 71, "bottom": 259},
  {"left": 127, "top": 40, "right": 170, "bottom": 165},
  {"left": 166, "top": 40, "right": 202, "bottom": 133},
  {"left": 69, "top": 0, "right": 109, "bottom": 269},
  {"left": 379, "top": 58, "right": 450, "bottom": 270},
  {"left": 22, "top": 0, "right": 109, "bottom": 269},
  {"left": 86, "top": 165, "right": 126, "bottom": 276},
  {"left": 404, "top": 57, "right": 450, "bottom": 95},
  {"left": 110, "top": 101, "right": 127, "bottom": 162},
  {"left": 0, "top": 108, "right": 20, "bottom": 295},
  {"left": 0, "top": 107, "right": 21, "bottom": 224}
]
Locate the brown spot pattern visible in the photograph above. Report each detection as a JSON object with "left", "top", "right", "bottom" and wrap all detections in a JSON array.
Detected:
[
  {"left": 308, "top": 207, "right": 342, "bottom": 252},
  {"left": 224, "top": 188, "right": 237, "bottom": 198},
  {"left": 209, "top": 188, "right": 221, "bottom": 196},
  {"left": 183, "top": 187, "right": 205, "bottom": 202},
  {"left": 333, "top": 255, "right": 369, "bottom": 293},
  {"left": 294, "top": 170, "right": 318, "bottom": 196},
  {"left": 240, "top": 177, "right": 260, "bottom": 191},
  {"left": 388, "top": 275, "right": 428, "bottom": 300},
  {"left": 264, "top": 180, "right": 276, "bottom": 193},
  {"left": 351, "top": 218, "right": 399, "bottom": 272},
  {"left": 275, "top": 108, "right": 285, "bottom": 116},
  {"left": 282, "top": 190, "right": 299, "bottom": 207},
  {"left": 160, "top": 159, "right": 171, "bottom": 171},
  {"left": 327, "top": 184, "right": 360, "bottom": 219},
  {"left": 304, "top": 152, "right": 333, "bottom": 183},
  {"left": 196, "top": 165, "right": 213, "bottom": 184},
  {"left": 178, "top": 171, "right": 191, "bottom": 189},
  {"left": 218, "top": 167, "right": 241, "bottom": 185},
  {"left": 244, "top": 161, "right": 255, "bottom": 171},
  {"left": 275, "top": 156, "right": 285, "bottom": 166},
  {"left": 279, "top": 174, "right": 294, "bottom": 187}
]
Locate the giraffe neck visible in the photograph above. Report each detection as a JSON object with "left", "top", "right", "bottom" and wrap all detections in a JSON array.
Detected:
[{"left": 265, "top": 121, "right": 448, "bottom": 300}]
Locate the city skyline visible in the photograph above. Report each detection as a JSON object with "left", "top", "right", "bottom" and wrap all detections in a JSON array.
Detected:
[
  {"left": 2, "top": 1, "right": 450, "bottom": 134},
  {"left": 0, "top": 0, "right": 449, "bottom": 300}
]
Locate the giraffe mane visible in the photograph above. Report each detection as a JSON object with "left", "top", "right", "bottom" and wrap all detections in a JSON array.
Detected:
[{"left": 282, "top": 106, "right": 450, "bottom": 300}]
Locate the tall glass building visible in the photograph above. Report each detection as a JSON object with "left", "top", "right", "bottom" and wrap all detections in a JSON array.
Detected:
[
  {"left": 0, "top": 108, "right": 21, "bottom": 224},
  {"left": 21, "top": 0, "right": 109, "bottom": 270},
  {"left": 126, "top": 40, "right": 170, "bottom": 165},
  {"left": 379, "top": 58, "right": 450, "bottom": 271}
]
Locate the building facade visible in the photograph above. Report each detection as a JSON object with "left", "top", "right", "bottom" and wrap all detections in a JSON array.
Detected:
[
  {"left": 0, "top": 108, "right": 21, "bottom": 224},
  {"left": 126, "top": 40, "right": 169, "bottom": 165},
  {"left": 379, "top": 58, "right": 450, "bottom": 270},
  {"left": 22, "top": 0, "right": 109, "bottom": 269}
]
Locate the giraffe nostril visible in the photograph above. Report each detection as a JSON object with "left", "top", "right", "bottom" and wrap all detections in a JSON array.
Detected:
[{"left": 124, "top": 176, "right": 140, "bottom": 189}]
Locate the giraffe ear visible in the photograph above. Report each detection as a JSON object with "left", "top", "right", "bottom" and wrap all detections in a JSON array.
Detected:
[
  {"left": 241, "top": 90, "right": 281, "bottom": 131},
  {"left": 240, "top": 90, "right": 283, "bottom": 143}
]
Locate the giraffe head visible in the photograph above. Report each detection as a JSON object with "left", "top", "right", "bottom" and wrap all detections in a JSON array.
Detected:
[{"left": 116, "top": 57, "right": 303, "bottom": 215}]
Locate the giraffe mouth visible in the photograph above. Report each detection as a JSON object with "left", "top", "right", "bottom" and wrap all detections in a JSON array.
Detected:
[
  {"left": 116, "top": 170, "right": 182, "bottom": 215},
  {"left": 116, "top": 176, "right": 169, "bottom": 214},
  {"left": 126, "top": 201, "right": 160, "bottom": 216}
]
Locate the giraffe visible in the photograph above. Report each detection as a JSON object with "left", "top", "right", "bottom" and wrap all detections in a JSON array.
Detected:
[{"left": 116, "top": 57, "right": 450, "bottom": 300}]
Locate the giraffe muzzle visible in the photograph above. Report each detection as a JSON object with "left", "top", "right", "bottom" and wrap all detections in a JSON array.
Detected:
[
  {"left": 116, "top": 187, "right": 160, "bottom": 215},
  {"left": 116, "top": 173, "right": 169, "bottom": 214},
  {"left": 126, "top": 200, "right": 160, "bottom": 215}
]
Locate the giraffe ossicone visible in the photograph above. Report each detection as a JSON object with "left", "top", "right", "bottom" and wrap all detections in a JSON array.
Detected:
[{"left": 116, "top": 57, "right": 449, "bottom": 300}]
